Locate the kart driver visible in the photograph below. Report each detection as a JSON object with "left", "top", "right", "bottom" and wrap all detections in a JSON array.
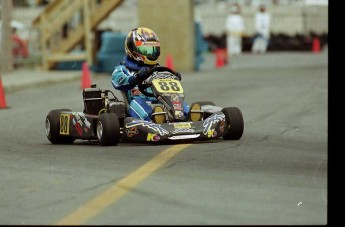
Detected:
[{"left": 111, "top": 27, "right": 199, "bottom": 123}]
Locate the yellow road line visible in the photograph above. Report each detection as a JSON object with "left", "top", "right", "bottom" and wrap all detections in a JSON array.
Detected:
[{"left": 56, "top": 143, "right": 192, "bottom": 225}]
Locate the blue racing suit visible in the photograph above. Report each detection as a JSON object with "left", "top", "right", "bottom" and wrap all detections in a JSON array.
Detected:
[{"left": 111, "top": 56, "right": 190, "bottom": 121}]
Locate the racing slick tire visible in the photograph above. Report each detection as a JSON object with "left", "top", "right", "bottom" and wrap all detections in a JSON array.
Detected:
[
  {"left": 221, "top": 107, "right": 244, "bottom": 140},
  {"left": 45, "top": 109, "right": 76, "bottom": 144},
  {"left": 96, "top": 113, "right": 121, "bottom": 146}
]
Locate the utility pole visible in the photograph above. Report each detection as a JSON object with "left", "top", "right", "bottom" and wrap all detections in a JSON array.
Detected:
[{"left": 0, "top": 0, "right": 14, "bottom": 73}]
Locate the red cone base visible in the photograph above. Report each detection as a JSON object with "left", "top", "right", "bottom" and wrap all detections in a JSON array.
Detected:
[{"left": 0, "top": 78, "right": 8, "bottom": 109}]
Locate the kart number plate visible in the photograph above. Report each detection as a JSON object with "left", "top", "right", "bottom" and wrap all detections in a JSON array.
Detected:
[
  {"left": 60, "top": 113, "right": 70, "bottom": 135},
  {"left": 152, "top": 79, "right": 183, "bottom": 94}
]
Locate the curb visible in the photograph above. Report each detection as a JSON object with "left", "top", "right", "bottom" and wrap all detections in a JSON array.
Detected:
[{"left": 3, "top": 75, "right": 81, "bottom": 94}]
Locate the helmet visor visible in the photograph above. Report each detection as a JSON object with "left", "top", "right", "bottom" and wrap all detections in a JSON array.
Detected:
[{"left": 136, "top": 42, "right": 160, "bottom": 59}]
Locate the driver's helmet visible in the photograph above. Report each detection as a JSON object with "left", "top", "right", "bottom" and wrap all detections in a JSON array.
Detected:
[{"left": 125, "top": 27, "right": 160, "bottom": 65}]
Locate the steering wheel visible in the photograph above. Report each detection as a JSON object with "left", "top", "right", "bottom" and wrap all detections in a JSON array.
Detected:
[{"left": 137, "top": 66, "right": 178, "bottom": 97}]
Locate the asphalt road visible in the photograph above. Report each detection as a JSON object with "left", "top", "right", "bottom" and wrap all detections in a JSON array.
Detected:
[{"left": 0, "top": 52, "right": 328, "bottom": 225}]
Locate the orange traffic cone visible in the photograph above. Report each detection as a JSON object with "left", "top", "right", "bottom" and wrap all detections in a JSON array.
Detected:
[
  {"left": 221, "top": 48, "right": 229, "bottom": 65},
  {"left": 215, "top": 49, "right": 225, "bottom": 68},
  {"left": 312, "top": 37, "right": 321, "bottom": 53},
  {"left": 81, "top": 62, "right": 92, "bottom": 89},
  {"left": 0, "top": 77, "right": 8, "bottom": 109},
  {"left": 166, "top": 54, "right": 175, "bottom": 71}
]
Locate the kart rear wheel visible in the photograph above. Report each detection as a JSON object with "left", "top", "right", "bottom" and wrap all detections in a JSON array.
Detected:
[
  {"left": 221, "top": 107, "right": 244, "bottom": 140},
  {"left": 45, "top": 109, "right": 75, "bottom": 144},
  {"left": 97, "top": 113, "right": 121, "bottom": 146}
]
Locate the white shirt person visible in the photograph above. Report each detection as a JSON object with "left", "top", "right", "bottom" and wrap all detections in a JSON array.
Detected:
[
  {"left": 252, "top": 4, "right": 271, "bottom": 54},
  {"left": 225, "top": 3, "right": 245, "bottom": 56}
]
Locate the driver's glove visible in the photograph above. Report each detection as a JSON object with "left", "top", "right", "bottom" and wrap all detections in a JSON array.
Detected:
[
  {"left": 129, "top": 67, "right": 149, "bottom": 85},
  {"left": 175, "top": 72, "right": 182, "bottom": 81},
  {"left": 135, "top": 67, "right": 150, "bottom": 80}
]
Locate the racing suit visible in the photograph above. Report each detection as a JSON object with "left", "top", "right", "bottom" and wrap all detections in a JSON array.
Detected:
[{"left": 111, "top": 56, "right": 190, "bottom": 121}]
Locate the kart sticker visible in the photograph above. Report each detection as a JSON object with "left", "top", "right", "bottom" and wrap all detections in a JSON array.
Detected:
[
  {"left": 171, "top": 94, "right": 180, "bottom": 102},
  {"left": 173, "top": 102, "right": 182, "bottom": 110},
  {"left": 172, "top": 128, "right": 195, "bottom": 134},
  {"left": 73, "top": 113, "right": 83, "bottom": 127},
  {"left": 172, "top": 122, "right": 191, "bottom": 129},
  {"left": 152, "top": 79, "right": 183, "bottom": 94},
  {"left": 219, "top": 120, "right": 226, "bottom": 133},
  {"left": 147, "top": 133, "right": 160, "bottom": 141},
  {"left": 78, "top": 113, "right": 91, "bottom": 129},
  {"left": 74, "top": 121, "right": 83, "bottom": 136},
  {"left": 126, "top": 120, "right": 169, "bottom": 136},
  {"left": 60, "top": 114, "right": 70, "bottom": 135},
  {"left": 207, "top": 129, "right": 217, "bottom": 138},
  {"left": 72, "top": 113, "right": 91, "bottom": 135},
  {"left": 203, "top": 113, "right": 225, "bottom": 135},
  {"left": 174, "top": 110, "right": 184, "bottom": 118},
  {"left": 126, "top": 127, "right": 138, "bottom": 137}
]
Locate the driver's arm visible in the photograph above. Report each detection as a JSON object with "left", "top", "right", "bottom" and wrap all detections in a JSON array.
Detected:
[
  {"left": 111, "top": 65, "right": 150, "bottom": 91},
  {"left": 111, "top": 65, "right": 138, "bottom": 90}
]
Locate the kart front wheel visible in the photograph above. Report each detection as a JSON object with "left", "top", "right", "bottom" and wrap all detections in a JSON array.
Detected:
[
  {"left": 97, "top": 113, "right": 121, "bottom": 146},
  {"left": 45, "top": 109, "right": 75, "bottom": 144},
  {"left": 221, "top": 107, "right": 244, "bottom": 140}
]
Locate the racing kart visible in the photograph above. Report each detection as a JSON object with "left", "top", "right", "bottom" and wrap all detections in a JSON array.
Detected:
[{"left": 45, "top": 66, "right": 244, "bottom": 146}]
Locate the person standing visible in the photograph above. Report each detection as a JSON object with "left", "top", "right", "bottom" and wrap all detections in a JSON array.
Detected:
[
  {"left": 11, "top": 27, "right": 28, "bottom": 68},
  {"left": 225, "top": 3, "right": 245, "bottom": 58},
  {"left": 251, "top": 4, "right": 271, "bottom": 54}
]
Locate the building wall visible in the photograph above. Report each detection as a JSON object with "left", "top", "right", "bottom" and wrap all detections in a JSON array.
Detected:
[{"left": 137, "top": 0, "right": 195, "bottom": 72}]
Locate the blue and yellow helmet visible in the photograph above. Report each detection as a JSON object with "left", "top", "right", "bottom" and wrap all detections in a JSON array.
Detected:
[{"left": 125, "top": 27, "right": 161, "bottom": 65}]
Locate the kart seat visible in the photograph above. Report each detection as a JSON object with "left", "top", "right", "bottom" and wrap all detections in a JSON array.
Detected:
[{"left": 83, "top": 88, "right": 104, "bottom": 115}]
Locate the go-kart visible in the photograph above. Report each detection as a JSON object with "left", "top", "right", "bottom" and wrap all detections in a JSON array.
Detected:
[{"left": 45, "top": 66, "right": 244, "bottom": 146}]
